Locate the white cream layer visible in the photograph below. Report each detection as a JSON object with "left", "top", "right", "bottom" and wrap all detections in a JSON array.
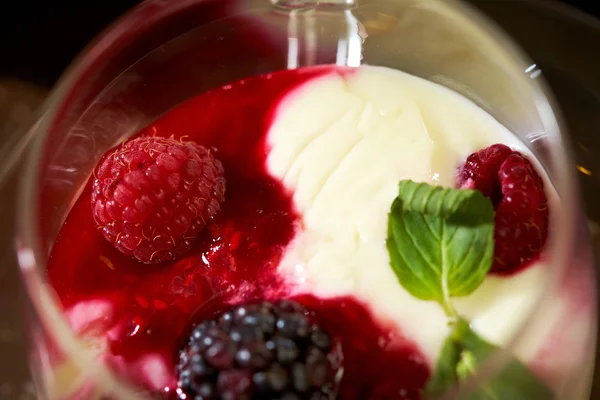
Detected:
[{"left": 266, "top": 65, "right": 552, "bottom": 373}]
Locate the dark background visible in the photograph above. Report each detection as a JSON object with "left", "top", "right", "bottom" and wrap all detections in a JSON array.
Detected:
[
  {"left": 0, "top": 0, "right": 598, "bottom": 399},
  {"left": 0, "top": 0, "right": 597, "bottom": 87}
]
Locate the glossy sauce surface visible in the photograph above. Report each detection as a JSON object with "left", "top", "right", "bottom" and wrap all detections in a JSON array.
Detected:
[{"left": 47, "top": 67, "right": 429, "bottom": 399}]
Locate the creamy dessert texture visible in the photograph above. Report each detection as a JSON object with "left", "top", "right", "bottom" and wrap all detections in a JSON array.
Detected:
[
  {"left": 268, "top": 66, "right": 545, "bottom": 357},
  {"left": 268, "top": 66, "right": 590, "bottom": 396},
  {"left": 44, "top": 65, "right": 593, "bottom": 400}
]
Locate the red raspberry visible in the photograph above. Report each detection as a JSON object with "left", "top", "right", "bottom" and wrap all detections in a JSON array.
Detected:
[
  {"left": 91, "top": 136, "right": 226, "bottom": 264},
  {"left": 458, "top": 144, "right": 513, "bottom": 205},
  {"left": 458, "top": 144, "right": 549, "bottom": 273}
]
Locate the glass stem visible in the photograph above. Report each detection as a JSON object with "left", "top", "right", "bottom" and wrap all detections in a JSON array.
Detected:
[{"left": 271, "top": 0, "right": 356, "bottom": 6}]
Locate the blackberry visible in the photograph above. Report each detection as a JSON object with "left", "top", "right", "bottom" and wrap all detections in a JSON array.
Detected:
[{"left": 177, "top": 300, "right": 342, "bottom": 399}]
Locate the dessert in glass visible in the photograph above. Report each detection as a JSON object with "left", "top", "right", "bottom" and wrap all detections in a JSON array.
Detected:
[{"left": 15, "top": 0, "right": 596, "bottom": 399}]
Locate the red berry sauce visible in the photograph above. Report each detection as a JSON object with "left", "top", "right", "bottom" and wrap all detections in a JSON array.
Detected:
[{"left": 47, "top": 67, "right": 429, "bottom": 398}]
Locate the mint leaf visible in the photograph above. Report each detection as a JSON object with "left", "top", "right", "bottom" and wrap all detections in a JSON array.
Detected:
[
  {"left": 386, "top": 180, "right": 495, "bottom": 311},
  {"left": 426, "top": 320, "right": 554, "bottom": 399},
  {"left": 425, "top": 332, "right": 462, "bottom": 395},
  {"left": 388, "top": 181, "right": 551, "bottom": 398}
]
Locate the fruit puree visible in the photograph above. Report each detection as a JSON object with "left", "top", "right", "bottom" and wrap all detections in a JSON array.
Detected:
[{"left": 46, "top": 65, "right": 593, "bottom": 399}]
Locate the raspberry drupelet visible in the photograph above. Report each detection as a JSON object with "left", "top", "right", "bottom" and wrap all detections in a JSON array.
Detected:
[
  {"left": 458, "top": 144, "right": 549, "bottom": 273},
  {"left": 91, "top": 136, "right": 226, "bottom": 264}
]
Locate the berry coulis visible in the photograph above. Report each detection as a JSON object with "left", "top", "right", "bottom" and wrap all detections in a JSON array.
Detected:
[{"left": 47, "top": 67, "right": 429, "bottom": 399}]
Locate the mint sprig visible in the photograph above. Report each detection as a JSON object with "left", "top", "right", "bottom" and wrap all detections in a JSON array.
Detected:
[
  {"left": 426, "top": 320, "right": 555, "bottom": 399},
  {"left": 386, "top": 180, "right": 553, "bottom": 399},
  {"left": 386, "top": 180, "right": 495, "bottom": 316}
]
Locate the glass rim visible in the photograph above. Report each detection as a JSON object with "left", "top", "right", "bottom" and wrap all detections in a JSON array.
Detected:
[{"left": 15, "top": 0, "right": 580, "bottom": 398}]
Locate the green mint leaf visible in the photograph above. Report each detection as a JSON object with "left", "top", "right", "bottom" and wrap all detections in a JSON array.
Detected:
[
  {"left": 386, "top": 180, "right": 495, "bottom": 310},
  {"left": 456, "top": 350, "right": 478, "bottom": 381},
  {"left": 425, "top": 332, "right": 461, "bottom": 395},
  {"left": 426, "top": 320, "right": 555, "bottom": 399}
]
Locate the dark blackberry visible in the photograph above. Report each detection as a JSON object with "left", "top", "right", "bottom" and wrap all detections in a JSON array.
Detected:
[{"left": 177, "top": 300, "right": 342, "bottom": 399}]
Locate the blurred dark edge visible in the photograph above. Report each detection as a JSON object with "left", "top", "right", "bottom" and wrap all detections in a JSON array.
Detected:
[
  {"left": 0, "top": 0, "right": 599, "bottom": 399},
  {"left": 0, "top": 0, "right": 597, "bottom": 86},
  {"left": 0, "top": 0, "right": 141, "bottom": 86}
]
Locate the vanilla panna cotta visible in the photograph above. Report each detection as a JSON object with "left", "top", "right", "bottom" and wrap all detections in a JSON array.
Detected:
[
  {"left": 44, "top": 65, "right": 593, "bottom": 400},
  {"left": 267, "top": 66, "right": 590, "bottom": 397}
]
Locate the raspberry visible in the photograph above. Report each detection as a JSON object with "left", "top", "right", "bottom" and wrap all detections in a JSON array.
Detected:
[
  {"left": 91, "top": 136, "right": 226, "bottom": 264},
  {"left": 177, "top": 301, "right": 342, "bottom": 399},
  {"left": 458, "top": 144, "right": 513, "bottom": 205},
  {"left": 458, "top": 144, "right": 549, "bottom": 273}
]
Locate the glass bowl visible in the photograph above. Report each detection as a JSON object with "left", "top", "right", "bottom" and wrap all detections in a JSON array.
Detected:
[{"left": 14, "top": 0, "right": 596, "bottom": 399}]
